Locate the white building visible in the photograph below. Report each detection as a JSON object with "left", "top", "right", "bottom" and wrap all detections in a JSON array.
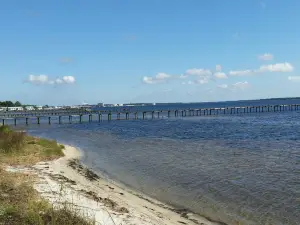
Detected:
[
  {"left": 25, "top": 106, "right": 35, "bottom": 111},
  {"left": 36, "top": 106, "right": 43, "bottom": 110},
  {"left": 43, "top": 107, "right": 54, "bottom": 110},
  {"left": 7, "top": 107, "right": 24, "bottom": 111}
]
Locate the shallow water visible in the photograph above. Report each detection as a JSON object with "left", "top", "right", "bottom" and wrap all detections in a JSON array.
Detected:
[{"left": 26, "top": 100, "right": 300, "bottom": 225}]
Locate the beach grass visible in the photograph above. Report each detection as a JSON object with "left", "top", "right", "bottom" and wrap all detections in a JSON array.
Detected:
[
  {"left": 0, "top": 126, "right": 64, "bottom": 166},
  {"left": 0, "top": 126, "right": 94, "bottom": 225}
]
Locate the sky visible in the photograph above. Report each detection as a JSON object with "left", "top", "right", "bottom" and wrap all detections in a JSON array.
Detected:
[{"left": 0, "top": 0, "right": 300, "bottom": 105}]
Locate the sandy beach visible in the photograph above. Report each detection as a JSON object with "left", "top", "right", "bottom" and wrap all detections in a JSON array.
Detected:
[{"left": 5, "top": 144, "right": 224, "bottom": 225}]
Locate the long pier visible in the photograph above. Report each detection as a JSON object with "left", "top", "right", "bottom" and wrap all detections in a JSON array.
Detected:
[{"left": 1, "top": 104, "right": 300, "bottom": 126}]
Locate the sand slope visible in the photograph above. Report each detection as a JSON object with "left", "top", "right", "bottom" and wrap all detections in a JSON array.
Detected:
[{"left": 7, "top": 145, "right": 221, "bottom": 225}]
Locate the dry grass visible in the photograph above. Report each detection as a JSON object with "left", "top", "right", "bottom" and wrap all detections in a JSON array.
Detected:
[
  {"left": 0, "top": 168, "right": 95, "bottom": 225},
  {"left": 0, "top": 126, "right": 64, "bottom": 166},
  {"left": 0, "top": 126, "right": 95, "bottom": 225}
]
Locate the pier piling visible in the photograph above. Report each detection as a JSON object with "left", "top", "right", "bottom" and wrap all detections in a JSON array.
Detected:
[{"left": 1, "top": 103, "right": 300, "bottom": 126}]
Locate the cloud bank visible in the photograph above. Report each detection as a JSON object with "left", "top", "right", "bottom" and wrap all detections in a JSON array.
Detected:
[{"left": 26, "top": 75, "right": 76, "bottom": 85}]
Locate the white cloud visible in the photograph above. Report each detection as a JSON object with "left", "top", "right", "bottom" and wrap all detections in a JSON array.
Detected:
[
  {"left": 142, "top": 72, "right": 172, "bottom": 84},
  {"left": 156, "top": 73, "right": 171, "bottom": 80},
  {"left": 217, "top": 81, "right": 250, "bottom": 90},
  {"left": 62, "top": 76, "right": 76, "bottom": 84},
  {"left": 216, "top": 65, "right": 222, "bottom": 72},
  {"left": 214, "top": 72, "right": 227, "bottom": 79},
  {"left": 258, "top": 53, "right": 273, "bottom": 61},
  {"left": 258, "top": 62, "right": 294, "bottom": 72},
  {"left": 229, "top": 70, "right": 253, "bottom": 76},
  {"left": 142, "top": 77, "right": 159, "bottom": 84},
  {"left": 229, "top": 62, "right": 293, "bottom": 76},
  {"left": 288, "top": 76, "right": 300, "bottom": 81},
  {"left": 217, "top": 84, "right": 228, "bottom": 89},
  {"left": 26, "top": 75, "right": 76, "bottom": 85},
  {"left": 232, "top": 81, "right": 250, "bottom": 90},
  {"left": 141, "top": 61, "right": 294, "bottom": 86},
  {"left": 28, "top": 74, "right": 49, "bottom": 84},
  {"left": 185, "top": 68, "right": 212, "bottom": 77}
]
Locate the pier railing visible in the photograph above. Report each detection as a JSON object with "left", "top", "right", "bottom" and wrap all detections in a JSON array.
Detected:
[{"left": 1, "top": 104, "right": 300, "bottom": 126}]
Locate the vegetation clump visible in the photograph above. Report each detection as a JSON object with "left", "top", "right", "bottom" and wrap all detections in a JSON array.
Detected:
[
  {"left": 0, "top": 126, "right": 64, "bottom": 165},
  {"left": 0, "top": 126, "right": 94, "bottom": 225}
]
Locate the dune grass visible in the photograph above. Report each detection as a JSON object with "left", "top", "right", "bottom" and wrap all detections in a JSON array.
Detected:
[
  {"left": 0, "top": 126, "right": 94, "bottom": 225},
  {"left": 0, "top": 126, "right": 64, "bottom": 166}
]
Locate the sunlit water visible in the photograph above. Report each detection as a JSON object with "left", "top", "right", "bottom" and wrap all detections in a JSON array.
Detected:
[{"left": 24, "top": 100, "right": 300, "bottom": 225}]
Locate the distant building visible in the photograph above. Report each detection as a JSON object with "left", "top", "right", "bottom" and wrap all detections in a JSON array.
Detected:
[
  {"left": 7, "top": 107, "right": 24, "bottom": 111},
  {"left": 123, "top": 103, "right": 155, "bottom": 106},
  {"left": 104, "top": 104, "right": 116, "bottom": 107},
  {"left": 25, "top": 106, "right": 35, "bottom": 111},
  {"left": 97, "top": 103, "right": 104, "bottom": 107},
  {"left": 36, "top": 106, "right": 43, "bottom": 110},
  {"left": 43, "top": 107, "right": 55, "bottom": 110}
]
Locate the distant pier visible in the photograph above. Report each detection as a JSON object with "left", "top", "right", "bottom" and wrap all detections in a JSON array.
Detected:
[{"left": 0, "top": 104, "right": 300, "bottom": 126}]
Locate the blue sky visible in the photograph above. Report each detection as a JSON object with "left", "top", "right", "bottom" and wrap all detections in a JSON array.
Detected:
[{"left": 0, "top": 0, "right": 300, "bottom": 105}]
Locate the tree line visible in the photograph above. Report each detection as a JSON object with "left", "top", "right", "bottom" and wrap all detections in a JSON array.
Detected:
[{"left": 0, "top": 101, "right": 22, "bottom": 107}]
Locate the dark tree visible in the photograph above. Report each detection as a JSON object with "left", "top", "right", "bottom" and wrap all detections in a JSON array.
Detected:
[
  {"left": 4, "top": 101, "right": 13, "bottom": 107},
  {"left": 14, "top": 101, "right": 22, "bottom": 107}
]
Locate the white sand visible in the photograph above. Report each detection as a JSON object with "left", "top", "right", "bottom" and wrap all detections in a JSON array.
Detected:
[{"left": 6, "top": 145, "right": 221, "bottom": 225}]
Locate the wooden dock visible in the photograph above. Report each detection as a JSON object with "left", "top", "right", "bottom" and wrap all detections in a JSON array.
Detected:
[{"left": 0, "top": 104, "right": 300, "bottom": 126}]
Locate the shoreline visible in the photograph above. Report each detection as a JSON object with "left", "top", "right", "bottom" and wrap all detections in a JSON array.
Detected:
[{"left": 6, "top": 144, "right": 225, "bottom": 225}]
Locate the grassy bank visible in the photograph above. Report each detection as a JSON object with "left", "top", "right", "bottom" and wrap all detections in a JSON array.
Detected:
[{"left": 0, "top": 126, "right": 94, "bottom": 225}]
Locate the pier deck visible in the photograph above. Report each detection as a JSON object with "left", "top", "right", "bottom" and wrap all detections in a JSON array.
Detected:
[{"left": 0, "top": 104, "right": 299, "bottom": 126}]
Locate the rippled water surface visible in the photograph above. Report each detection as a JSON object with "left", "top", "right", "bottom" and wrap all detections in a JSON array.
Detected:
[{"left": 26, "top": 102, "right": 300, "bottom": 225}]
